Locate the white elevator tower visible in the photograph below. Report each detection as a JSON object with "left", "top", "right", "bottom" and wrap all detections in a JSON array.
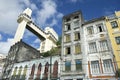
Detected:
[{"left": 14, "top": 8, "right": 58, "bottom": 53}]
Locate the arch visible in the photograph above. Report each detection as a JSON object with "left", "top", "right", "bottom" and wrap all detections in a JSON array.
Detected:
[
  {"left": 11, "top": 66, "right": 18, "bottom": 80},
  {"left": 21, "top": 65, "right": 27, "bottom": 80},
  {"left": 36, "top": 63, "right": 42, "bottom": 79},
  {"left": 13, "top": 67, "right": 18, "bottom": 75},
  {"left": 43, "top": 62, "right": 49, "bottom": 79},
  {"left": 52, "top": 61, "right": 58, "bottom": 78},
  {"left": 29, "top": 64, "right": 35, "bottom": 80},
  {"left": 18, "top": 66, "right": 23, "bottom": 79}
]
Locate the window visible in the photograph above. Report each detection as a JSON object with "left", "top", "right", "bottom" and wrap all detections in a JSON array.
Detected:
[
  {"left": 97, "top": 23, "right": 104, "bottom": 32},
  {"left": 65, "top": 47, "right": 71, "bottom": 55},
  {"left": 103, "top": 59, "right": 113, "bottom": 73},
  {"left": 99, "top": 40, "right": 109, "bottom": 51},
  {"left": 91, "top": 61, "right": 100, "bottom": 74},
  {"left": 115, "top": 36, "right": 120, "bottom": 44},
  {"left": 76, "top": 60, "right": 82, "bottom": 71},
  {"left": 65, "top": 24, "right": 71, "bottom": 31},
  {"left": 13, "top": 67, "right": 18, "bottom": 76},
  {"left": 52, "top": 61, "right": 58, "bottom": 78},
  {"left": 74, "top": 15, "right": 79, "bottom": 19},
  {"left": 18, "top": 66, "right": 22, "bottom": 79},
  {"left": 111, "top": 21, "right": 118, "bottom": 28},
  {"left": 44, "top": 62, "right": 49, "bottom": 79},
  {"left": 36, "top": 63, "right": 42, "bottom": 79},
  {"left": 65, "top": 34, "right": 71, "bottom": 42},
  {"left": 66, "top": 18, "right": 70, "bottom": 22},
  {"left": 87, "top": 26, "right": 94, "bottom": 35},
  {"left": 74, "top": 20, "right": 79, "bottom": 28},
  {"left": 75, "top": 44, "right": 81, "bottom": 54},
  {"left": 29, "top": 64, "right": 35, "bottom": 79},
  {"left": 89, "top": 42, "right": 97, "bottom": 53},
  {"left": 74, "top": 32, "right": 80, "bottom": 40},
  {"left": 65, "top": 61, "right": 71, "bottom": 71},
  {"left": 22, "top": 65, "right": 27, "bottom": 79}
]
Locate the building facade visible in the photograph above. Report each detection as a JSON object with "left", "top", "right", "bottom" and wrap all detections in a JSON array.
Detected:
[
  {"left": 83, "top": 17, "right": 116, "bottom": 79},
  {"left": 105, "top": 11, "right": 120, "bottom": 72},
  {"left": 61, "top": 11, "right": 85, "bottom": 80},
  {"left": 2, "top": 8, "right": 120, "bottom": 80}
]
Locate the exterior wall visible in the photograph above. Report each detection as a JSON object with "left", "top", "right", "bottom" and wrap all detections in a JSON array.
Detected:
[
  {"left": 83, "top": 20, "right": 116, "bottom": 79},
  {"left": 40, "top": 38, "right": 57, "bottom": 53},
  {"left": 0, "top": 58, "right": 6, "bottom": 79},
  {"left": 105, "top": 11, "right": 120, "bottom": 69},
  {"left": 40, "top": 27, "right": 58, "bottom": 53},
  {"left": 61, "top": 11, "right": 85, "bottom": 80},
  {"left": 10, "top": 56, "right": 60, "bottom": 80},
  {"left": 45, "top": 27, "right": 58, "bottom": 41}
]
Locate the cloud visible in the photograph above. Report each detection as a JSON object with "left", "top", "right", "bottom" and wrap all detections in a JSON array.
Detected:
[
  {"left": 36, "top": 0, "right": 63, "bottom": 28},
  {"left": 103, "top": 8, "right": 115, "bottom": 15},
  {"left": 0, "top": 38, "right": 14, "bottom": 54},
  {"left": 0, "top": 0, "right": 24, "bottom": 34},
  {"left": 70, "top": 0, "right": 83, "bottom": 3},
  {"left": 34, "top": 38, "right": 40, "bottom": 43},
  {"left": 0, "top": 0, "right": 63, "bottom": 54},
  {"left": 0, "top": 34, "right": 2, "bottom": 40}
]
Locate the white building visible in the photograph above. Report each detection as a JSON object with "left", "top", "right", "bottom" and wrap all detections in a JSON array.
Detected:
[
  {"left": 40, "top": 27, "right": 58, "bottom": 53},
  {"left": 10, "top": 56, "right": 60, "bottom": 80},
  {"left": 82, "top": 17, "right": 116, "bottom": 79},
  {"left": 61, "top": 11, "right": 85, "bottom": 80}
]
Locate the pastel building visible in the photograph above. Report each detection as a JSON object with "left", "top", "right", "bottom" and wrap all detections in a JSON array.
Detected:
[{"left": 105, "top": 11, "right": 120, "bottom": 72}]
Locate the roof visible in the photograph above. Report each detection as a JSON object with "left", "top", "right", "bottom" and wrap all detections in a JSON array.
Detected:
[{"left": 82, "top": 16, "right": 105, "bottom": 26}]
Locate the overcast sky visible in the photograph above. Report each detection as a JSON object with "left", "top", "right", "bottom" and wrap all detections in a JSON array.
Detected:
[{"left": 0, "top": 0, "right": 120, "bottom": 55}]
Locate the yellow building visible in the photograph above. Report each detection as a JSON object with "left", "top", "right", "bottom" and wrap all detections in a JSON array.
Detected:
[{"left": 105, "top": 11, "right": 120, "bottom": 72}]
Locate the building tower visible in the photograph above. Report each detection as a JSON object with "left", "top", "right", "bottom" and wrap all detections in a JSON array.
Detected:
[{"left": 61, "top": 11, "right": 85, "bottom": 80}]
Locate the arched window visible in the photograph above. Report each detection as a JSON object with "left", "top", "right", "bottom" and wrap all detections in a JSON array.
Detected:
[
  {"left": 36, "top": 63, "right": 42, "bottom": 79},
  {"left": 13, "top": 67, "right": 18, "bottom": 76},
  {"left": 21, "top": 65, "right": 27, "bottom": 80},
  {"left": 53, "top": 61, "right": 58, "bottom": 78},
  {"left": 11, "top": 67, "right": 18, "bottom": 79},
  {"left": 18, "top": 66, "right": 22, "bottom": 79},
  {"left": 43, "top": 62, "right": 49, "bottom": 79},
  {"left": 29, "top": 64, "right": 35, "bottom": 79}
]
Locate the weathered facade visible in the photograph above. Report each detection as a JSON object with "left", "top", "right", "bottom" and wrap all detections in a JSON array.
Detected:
[
  {"left": 82, "top": 17, "right": 116, "bottom": 79},
  {"left": 2, "top": 8, "right": 120, "bottom": 80},
  {"left": 61, "top": 11, "right": 85, "bottom": 80}
]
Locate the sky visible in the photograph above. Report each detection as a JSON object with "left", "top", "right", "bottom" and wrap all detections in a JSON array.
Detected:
[{"left": 0, "top": 0, "right": 120, "bottom": 55}]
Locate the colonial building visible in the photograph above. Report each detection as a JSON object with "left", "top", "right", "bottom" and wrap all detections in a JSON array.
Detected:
[
  {"left": 2, "top": 8, "right": 60, "bottom": 80},
  {"left": 2, "top": 8, "right": 120, "bottom": 80},
  {"left": 61, "top": 11, "right": 85, "bottom": 80},
  {"left": 105, "top": 11, "right": 120, "bottom": 72},
  {"left": 82, "top": 17, "right": 116, "bottom": 79}
]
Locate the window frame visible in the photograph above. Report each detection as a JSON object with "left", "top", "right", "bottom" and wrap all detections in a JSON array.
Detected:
[
  {"left": 75, "top": 59, "right": 82, "bottom": 71},
  {"left": 110, "top": 21, "right": 118, "bottom": 28},
  {"left": 115, "top": 36, "right": 120, "bottom": 44},
  {"left": 65, "top": 61, "right": 71, "bottom": 71}
]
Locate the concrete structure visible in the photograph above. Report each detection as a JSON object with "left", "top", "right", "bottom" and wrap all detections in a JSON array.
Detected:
[
  {"left": 14, "top": 8, "right": 58, "bottom": 53},
  {"left": 0, "top": 54, "right": 6, "bottom": 79},
  {"left": 82, "top": 17, "right": 116, "bottom": 79},
  {"left": 40, "top": 27, "right": 58, "bottom": 53},
  {"left": 61, "top": 11, "right": 85, "bottom": 80},
  {"left": 2, "top": 8, "right": 120, "bottom": 80},
  {"left": 105, "top": 11, "right": 120, "bottom": 72},
  {"left": 2, "top": 8, "right": 59, "bottom": 80},
  {"left": 10, "top": 56, "right": 60, "bottom": 80}
]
